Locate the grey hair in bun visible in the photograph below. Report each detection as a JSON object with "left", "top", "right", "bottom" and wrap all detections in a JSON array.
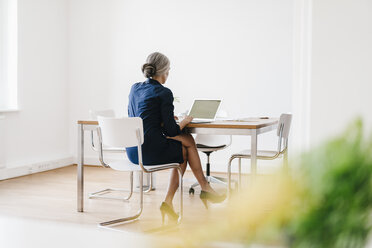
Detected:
[
  {"left": 142, "top": 52, "right": 170, "bottom": 78},
  {"left": 142, "top": 63, "right": 157, "bottom": 78}
]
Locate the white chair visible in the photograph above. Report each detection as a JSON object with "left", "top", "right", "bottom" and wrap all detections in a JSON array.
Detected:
[
  {"left": 188, "top": 134, "right": 232, "bottom": 195},
  {"left": 227, "top": 113, "right": 292, "bottom": 194},
  {"left": 96, "top": 116, "right": 183, "bottom": 226},
  {"left": 89, "top": 109, "right": 124, "bottom": 153},
  {"left": 88, "top": 109, "right": 152, "bottom": 201}
]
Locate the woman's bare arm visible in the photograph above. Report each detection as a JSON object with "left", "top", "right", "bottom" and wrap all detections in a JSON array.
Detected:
[{"left": 178, "top": 116, "right": 193, "bottom": 130}]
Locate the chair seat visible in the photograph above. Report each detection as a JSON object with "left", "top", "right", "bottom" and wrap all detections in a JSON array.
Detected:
[
  {"left": 196, "top": 143, "right": 227, "bottom": 152},
  {"left": 232, "top": 149, "right": 280, "bottom": 159},
  {"left": 108, "top": 159, "right": 179, "bottom": 172}
]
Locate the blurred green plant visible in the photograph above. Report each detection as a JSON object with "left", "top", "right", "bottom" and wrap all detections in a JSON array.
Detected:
[
  {"left": 287, "top": 119, "right": 372, "bottom": 248},
  {"left": 157, "top": 119, "right": 372, "bottom": 248}
]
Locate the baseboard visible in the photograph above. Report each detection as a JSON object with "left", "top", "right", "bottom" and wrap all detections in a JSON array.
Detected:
[
  {"left": 0, "top": 157, "right": 74, "bottom": 181},
  {"left": 72, "top": 156, "right": 117, "bottom": 167}
]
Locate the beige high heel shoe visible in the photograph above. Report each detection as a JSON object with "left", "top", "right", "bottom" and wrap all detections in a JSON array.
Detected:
[
  {"left": 199, "top": 191, "right": 226, "bottom": 209},
  {"left": 159, "top": 202, "right": 179, "bottom": 225}
]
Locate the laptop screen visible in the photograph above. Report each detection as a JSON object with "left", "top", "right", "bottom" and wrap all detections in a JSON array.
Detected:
[{"left": 188, "top": 100, "right": 221, "bottom": 119}]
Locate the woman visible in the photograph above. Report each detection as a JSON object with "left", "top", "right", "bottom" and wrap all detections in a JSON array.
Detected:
[{"left": 127, "top": 52, "right": 225, "bottom": 223}]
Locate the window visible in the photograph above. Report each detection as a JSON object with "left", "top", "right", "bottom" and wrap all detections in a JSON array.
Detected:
[{"left": 0, "top": 0, "right": 17, "bottom": 111}]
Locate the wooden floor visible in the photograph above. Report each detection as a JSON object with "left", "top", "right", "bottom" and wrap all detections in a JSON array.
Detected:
[
  {"left": 0, "top": 165, "right": 235, "bottom": 233},
  {"left": 2, "top": 166, "right": 372, "bottom": 248}
]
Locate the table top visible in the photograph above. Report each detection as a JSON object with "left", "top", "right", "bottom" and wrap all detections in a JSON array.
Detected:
[
  {"left": 78, "top": 117, "right": 278, "bottom": 129},
  {"left": 186, "top": 118, "right": 278, "bottom": 129}
]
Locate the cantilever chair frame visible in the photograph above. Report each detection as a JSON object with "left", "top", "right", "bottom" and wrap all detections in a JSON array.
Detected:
[
  {"left": 89, "top": 131, "right": 153, "bottom": 200},
  {"left": 227, "top": 115, "right": 290, "bottom": 196},
  {"left": 96, "top": 118, "right": 183, "bottom": 226},
  {"left": 88, "top": 110, "right": 153, "bottom": 201}
]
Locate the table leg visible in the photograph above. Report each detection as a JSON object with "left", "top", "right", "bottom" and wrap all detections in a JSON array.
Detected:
[
  {"left": 251, "top": 129, "right": 257, "bottom": 183},
  {"left": 77, "top": 124, "right": 84, "bottom": 212}
]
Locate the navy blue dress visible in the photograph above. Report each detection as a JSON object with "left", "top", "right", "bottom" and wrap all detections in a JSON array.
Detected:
[{"left": 126, "top": 78, "right": 184, "bottom": 165}]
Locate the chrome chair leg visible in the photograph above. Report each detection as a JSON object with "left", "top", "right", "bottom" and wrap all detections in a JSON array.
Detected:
[
  {"left": 143, "top": 173, "right": 153, "bottom": 193},
  {"left": 227, "top": 156, "right": 234, "bottom": 199},
  {"left": 99, "top": 171, "right": 144, "bottom": 226},
  {"left": 283, "top": 147, "right": 289, "bottom": 172},
  {"left": 177, "top": 167, "right": 183, "bottom": 223},
  {"left": 90, "top": 172, "right": 154, "bottom": 200},
  {"left": 228, "top": 155, "right": 242, "bottom": 198},
  {"left": 89, "top": 172, "right": 134, "bottom": 201},
  {"left": 238, "top": 158, "right": 242, "bottom": 191}
]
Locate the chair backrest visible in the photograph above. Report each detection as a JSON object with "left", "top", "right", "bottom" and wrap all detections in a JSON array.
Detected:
[
  {"left": 276, "top": 113, "right": 292, "bottom": 152},
  {"left": 89, "top": 109, "right": 116, "bottom": 150},
  {"left": 89, "top": 109, "right": 115, "bottom": 120},
  {"left": 97, "top": 116, "right": 144, "bottom": 148},
  {"left": 277, "top": 113, "right": 292, "bottom": 139},
  {"left": 195, "top": 134, "right": 232, "bottom": 147}
]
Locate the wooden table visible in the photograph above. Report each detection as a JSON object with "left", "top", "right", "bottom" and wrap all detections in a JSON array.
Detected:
[{"left": 76, "top": 118, "right": 278, "bottom": 212}]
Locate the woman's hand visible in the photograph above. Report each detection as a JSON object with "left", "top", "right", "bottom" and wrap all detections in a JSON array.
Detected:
[{"left": 179, "top": 115, "right": 193, "bottom": 130}]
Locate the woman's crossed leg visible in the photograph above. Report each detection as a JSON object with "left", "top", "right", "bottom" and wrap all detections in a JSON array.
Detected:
[{"left": 164, "top": 133, "right": 216, "bottom": 207}]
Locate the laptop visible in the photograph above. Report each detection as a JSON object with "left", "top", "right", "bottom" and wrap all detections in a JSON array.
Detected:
[{"left": 187, "top": 99, "right": 222, "bottom": 123}]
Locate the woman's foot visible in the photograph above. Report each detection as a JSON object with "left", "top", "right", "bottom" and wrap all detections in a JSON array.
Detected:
[
  {"left": 199, "top": 182, "right": 226, "bottom": 208},
  {"left": 160, "top": 202, "right": 179, "bottom": 225},
  {"left": 199, "top": 191, "right": 226, "bottom": 209},
  {"left": 200, "top": 182, "right": 218, "bottom": 195}
]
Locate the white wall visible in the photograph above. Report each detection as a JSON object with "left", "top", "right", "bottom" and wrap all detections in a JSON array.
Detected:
[
  {"left": 68, "top": 0, "right": 294, "bottom": 172},
  {"left": 310, "top": 0, "right": 372, "bottom": 145},
  {"left": 0, "top": 0, "right": 294, "bottom": 175},
  {"left": 0, "top": 0, "right": 71, "bottom": 171},
  {"left": 1, "top": 0, "right": 370, "bottom": 177},
  {"left": 0, "top": 0, "right": 6, "bottom": 109},
  {"left": 68, "top": 0, "right": 115, "bottom": 165},
  {"left": 0, "top": 0, "right": 17, "bottom": 110}
]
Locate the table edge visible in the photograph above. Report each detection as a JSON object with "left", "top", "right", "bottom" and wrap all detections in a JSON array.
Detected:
[{"left": 78, "top": 119, "right": 278, "bottom": 129}]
